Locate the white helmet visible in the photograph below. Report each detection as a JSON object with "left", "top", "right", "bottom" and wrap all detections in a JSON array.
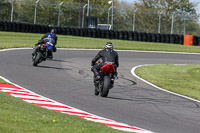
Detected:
[{"left": 104, "top": 42, "right": 113, "bottom": 49}]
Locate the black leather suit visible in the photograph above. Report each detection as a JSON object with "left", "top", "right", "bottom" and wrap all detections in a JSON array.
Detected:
[{"left": 91, "top": 49, "right": 119, "bottom": 77}]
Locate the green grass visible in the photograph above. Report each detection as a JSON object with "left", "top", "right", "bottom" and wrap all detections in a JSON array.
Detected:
[
  {"left": 135, "top": 64, "right": 200, "bottom": 100},
  {"left": 1, "top": 31, "right": 200, "bottom": 53},
  {"left": 0, "top": 91, "right": 126, "bottom": 133},
  {"left": 0, "top": 78, "right": 11, "bottom": 84}
]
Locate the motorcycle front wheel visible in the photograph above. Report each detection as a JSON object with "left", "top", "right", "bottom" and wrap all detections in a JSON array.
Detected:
[
  {"left": 100, "top": 75, "right": 110, "bottom": 97},
  {"left": 33, "top": 52, "right": 42, "bottom": 66}
]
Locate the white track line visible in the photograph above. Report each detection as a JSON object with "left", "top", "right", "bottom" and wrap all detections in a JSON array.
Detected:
[{"left": 131, "top": 64, "right": 200, "bottom": 104}]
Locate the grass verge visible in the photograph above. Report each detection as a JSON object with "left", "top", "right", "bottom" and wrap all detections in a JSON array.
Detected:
[
  {"left": 135, "top": 64, "right": 200, "bottom": 101},
  {"left": 0, "top": 78, "right": 11, "bottom": 84},
  {"left": 0, "top": 91, "right": 126, "bottom": 133},
  {"left": 1, "top": 31, "right": 200, "bottom": 53}
]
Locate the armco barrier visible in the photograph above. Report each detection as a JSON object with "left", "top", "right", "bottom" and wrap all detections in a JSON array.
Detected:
[{"left": 0, "top": 21, "right": 199, "bottom": 45}]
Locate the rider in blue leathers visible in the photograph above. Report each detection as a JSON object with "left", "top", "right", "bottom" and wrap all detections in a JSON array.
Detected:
[
  {"left": 41, "top": 29, "right": 57, "bottom": 52},
  {"left": 32, "top": 36, "right": 55, "bottom": 59},
  {"left": 32, "top": 29, "right": 57, "bottom": 59}
]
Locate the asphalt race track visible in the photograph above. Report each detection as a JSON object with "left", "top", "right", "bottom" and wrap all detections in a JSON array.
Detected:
[{"left": 1, "top": 48, "right": 200, "bottom": 133}]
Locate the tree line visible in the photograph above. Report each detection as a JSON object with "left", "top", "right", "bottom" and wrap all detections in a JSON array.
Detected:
[{"left": 0, "top": 0, "right": 199, "bottom": 36}]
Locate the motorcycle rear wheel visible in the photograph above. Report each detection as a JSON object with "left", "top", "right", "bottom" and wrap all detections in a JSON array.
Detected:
[
  {"left": 33, "top": 52, "right": 42, "bottom": 66},
  {"left": 100, "top": 75, "right": 110, "bottom": 97}
]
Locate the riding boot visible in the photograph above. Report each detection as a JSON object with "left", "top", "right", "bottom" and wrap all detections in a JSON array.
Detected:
[
  {"left": 47, "top": 51, "right": 53, "bottom": 59},
  {"left": 53, "top": 46, "right": 57, "bottom": 52},
  {"left": 91, "top": 67, "right": 100, "bottom": 81},
  {"left": 94, "top": 83, "right": 99, "bottom": 95},
  {"left": 113, "top": 72, "right": 118, "bottom": 80},
  {"left": 32, "top": 48, "right": 37, "bottom": 56}
]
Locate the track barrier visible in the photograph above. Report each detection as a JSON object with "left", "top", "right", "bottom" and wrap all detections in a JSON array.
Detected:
[{"left": 0, "top": 21, "right": 199, "bottom": 46}]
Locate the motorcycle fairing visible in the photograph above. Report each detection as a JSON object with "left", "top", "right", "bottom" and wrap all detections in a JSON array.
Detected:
[
  {"left": 100, "top": 64, "right": 115, "bottom": 74},
  {"left": 45, "top": 42, "right": 53, "bottom": 50}
]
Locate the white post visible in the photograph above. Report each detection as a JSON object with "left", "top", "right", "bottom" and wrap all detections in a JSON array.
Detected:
[
  {"left": 171, "top": 13, "right": 174, "bottom": 34},
  {"left": 87, "top": 0, "right": 90, "bottom": 16},
  {"left": 108, "top": 0, "right": 113, "bottom": 30},
  {"left": 57, "top": 2, "right": 64, "bottom": 26},
  {"left": 132, "top": 9, "right": 138, "bottom": 31},
  {"left": 82, "top": 4, "right": 88, "bottom": 28},
  {"left": 34, "top": 0, "right": 40, "bottom": 24},
  {"left": 11, "top": 0, "right": 14, "bottom": 22},
  {"left": 107, "top": 6, "right": 112, "bottom": 24},
  {"left": 184, "top": 17, "right": 186, "bottom": 35},
  {"left": 158, "top": 12, "right": 161, "bottom": 33},
  {"left": 111, "top": 0, "right": 114, "bottom": 30}
]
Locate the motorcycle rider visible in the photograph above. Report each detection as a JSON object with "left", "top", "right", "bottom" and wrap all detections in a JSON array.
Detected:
[
  {"left": 41, "top": 28, "right": 58, "bottom": 52},
  {"left": 32, "top": 29, "right": 57, "bottom": 59},
  {"left": 32, "top": 37, "right": 55, "bottom": 59},
  {"left": 91, "top": 42, "right": 119, "bottom": 81}
]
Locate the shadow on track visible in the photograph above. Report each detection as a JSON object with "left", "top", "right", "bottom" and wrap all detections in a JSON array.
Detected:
[
  {"left": 37, "top": 65, "right": 72, "bottom": 71},
  {"left": 47, "top": 59, "right": 72, "bottom": 63}
]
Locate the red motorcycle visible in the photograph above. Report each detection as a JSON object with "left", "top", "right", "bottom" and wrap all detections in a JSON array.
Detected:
[{"left": 94, "top": 62, "right": 116, "bottom": 97}]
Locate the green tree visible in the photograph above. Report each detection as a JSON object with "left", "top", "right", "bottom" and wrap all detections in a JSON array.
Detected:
[
  {"left": 186, "top": 20, "right": 200, "bottom": 36},
  {"left": 134, "top": 0, "right": 200, "bottom": 34},
  {"left": 0, "top": 0, "right": 11, "bottom": 21}
]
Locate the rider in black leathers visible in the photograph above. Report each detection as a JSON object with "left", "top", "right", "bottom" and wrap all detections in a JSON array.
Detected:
[{"left": 91, "top": 42, "right": 119, "bottom": 81}]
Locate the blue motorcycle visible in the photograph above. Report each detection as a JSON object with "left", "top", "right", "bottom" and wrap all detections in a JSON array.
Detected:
[{"left": 32, "top": 42, "right": 53, "bottom": 66}]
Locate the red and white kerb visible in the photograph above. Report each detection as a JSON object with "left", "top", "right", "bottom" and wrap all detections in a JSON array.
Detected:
[{"left": 0, "top": 83, "right": 154, "bottom": 133}]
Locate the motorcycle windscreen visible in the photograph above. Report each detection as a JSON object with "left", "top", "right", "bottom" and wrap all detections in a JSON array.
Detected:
[{"left": 100, "top": 64, "right": 115, "bottom": 74}]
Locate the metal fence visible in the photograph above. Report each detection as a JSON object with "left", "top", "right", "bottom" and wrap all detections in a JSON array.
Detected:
[{"left": 0, "top": 0, "right": 192, "bottom": 35}]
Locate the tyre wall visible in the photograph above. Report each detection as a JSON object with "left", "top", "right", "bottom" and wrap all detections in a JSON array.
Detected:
[{"left": 0, "top": 21, "right": 199, "bottom": 46}]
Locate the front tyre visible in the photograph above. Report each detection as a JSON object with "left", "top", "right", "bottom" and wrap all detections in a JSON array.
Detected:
[
  {"left": 101, "top": 75, "right": 110, "bottom": 97},
  {"left": 33, "top": 52, "right": 42, "bottom": 66}
]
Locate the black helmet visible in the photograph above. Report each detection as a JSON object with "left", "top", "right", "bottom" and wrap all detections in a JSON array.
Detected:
[
  {"left": 51, "top": 29, "right": 57, "bottom": 34},
  {"left": 104, "top": 42, "right": 113, "bottom": 49}
]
